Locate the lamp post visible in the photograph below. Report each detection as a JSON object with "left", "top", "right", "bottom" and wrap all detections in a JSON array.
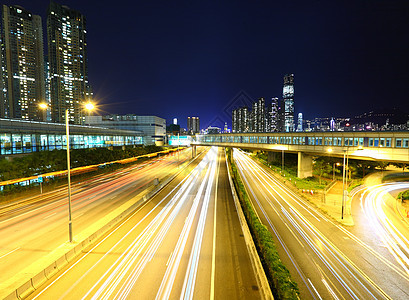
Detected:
[
  {"left": 40, "top": 103, "right": 94, "bottom": 243},
  {"left": 177, "top": 133, "right": 180, "bottom": 168},
  {"left": 341, "top": 149, "right": 346, "bottom": 219},
  {"left": 65, "top": 109, "right": 73, "bottom": 242},
  {"left": 38, "top": 102, "right": 48, "bottom": 122}
]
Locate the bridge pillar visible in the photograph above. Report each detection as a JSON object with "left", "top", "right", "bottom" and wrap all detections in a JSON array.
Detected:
[
  {"left": 298, "top": 152, "right": 313, "bottom": 178},
  {"left": 192, "top": 145, "right": 196, "bottom": 158}
]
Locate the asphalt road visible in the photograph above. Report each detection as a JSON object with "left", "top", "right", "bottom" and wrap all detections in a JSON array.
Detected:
[
  {"left": 234, "top": 149, "right": 409, "bottom": 299},
  {"left": 27, "top": 147, "right": 262, "bottom": 299},
  {"left": 0, "top": 148, "right": 194, "bottom": 285}
]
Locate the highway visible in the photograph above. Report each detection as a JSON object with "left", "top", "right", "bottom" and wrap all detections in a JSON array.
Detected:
[
  {"left": 351, "top": 181, "right": 409, "bottom": 280},
  {"left": 234, "top": 149, "right": 409, "bottom": 299},
  {"left": 0, "top": 148, "right": 194, "bottom": 286},
  {"left": 27, "top": 146, "right": 262, "bottom": 299}
]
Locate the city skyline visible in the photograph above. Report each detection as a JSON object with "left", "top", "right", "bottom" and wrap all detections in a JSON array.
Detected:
[{"left": 1, "top": 0, "right": 409, "bottom": 129}]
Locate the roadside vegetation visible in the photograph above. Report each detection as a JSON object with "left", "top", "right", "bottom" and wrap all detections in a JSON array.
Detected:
[
  {"left": 0, "top": 145, "right": 166, "bottom": 196},
  {"left": 226, "top": 148, "right": 299, "bottom": 299},
  {"left": 252, "top": 150, "right": 397, "bottom": 192}
]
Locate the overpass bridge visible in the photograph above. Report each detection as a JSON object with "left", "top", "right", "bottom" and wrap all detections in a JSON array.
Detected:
[{"left": 193, "top": 131, "right": 409, "bottom": 178}]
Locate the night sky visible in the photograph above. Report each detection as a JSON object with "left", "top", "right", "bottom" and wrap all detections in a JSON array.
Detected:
[{"left": 5, "top": 0, "right": 409, "bottom": 129}]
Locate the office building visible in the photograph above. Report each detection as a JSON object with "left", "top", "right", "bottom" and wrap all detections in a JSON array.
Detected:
[
  {"left": 187, "top": 116, "right": 200, "bottom": 134},
  {"left": 85, "top": 114, "right": 166, "bottom": 146},
  {"left": 47, "top": 1, "right": 91, "bottom": 124},
  {"left": 0, "top": 117, "right": 143, "bottom": 155},
  {"left": 297, "top": 112, "right": 303, "bottom": 132},
  {"left": 282, "top": 74, "right": 295, "bottom": 132},
  {"left": 1, "top": 5, "right": 45, "bottom": 120}
]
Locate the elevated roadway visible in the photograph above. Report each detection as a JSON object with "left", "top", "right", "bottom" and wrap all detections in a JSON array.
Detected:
[{"left": 194, "top": 131, "right": 409, "bottom": 178}]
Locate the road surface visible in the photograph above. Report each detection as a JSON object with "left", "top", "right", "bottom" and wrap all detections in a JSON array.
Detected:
[
  {"left": 234, "top": 149, "right": 409, "bottom": 299},
  {"left": 0, "top": 148, "right": 194, "bottom": 285},
  {"left": 27, "top": 147, "right": 262, "bottom": 299}
]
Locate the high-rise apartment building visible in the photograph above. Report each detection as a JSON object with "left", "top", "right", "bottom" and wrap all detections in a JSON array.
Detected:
[
  {"left": 232, "top": 109, "right": 238, "bottom": 133},
  {"left": 232, "top": 106, "right": 249, "bottom": 133},
  {"left": 187, "top": 116, "right": 200, "bottom": 134},
  {"left": 267, "top": 97, "right": 279, "bottom": 132},
  {"left": 1, "top": 5, "right": 45, "bottom": 120},
  {"left": 47, "top": 1, "right": 91, "bottom": 124},
  {"left": 282, "top": 74, "right": 295, "bottom": 132},
  {"left": 250, "top": 97, "right": 265, "bottom": 132}
]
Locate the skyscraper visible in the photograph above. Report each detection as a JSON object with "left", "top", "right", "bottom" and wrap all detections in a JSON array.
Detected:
[
  {"left": 1, "top": 5, "right": 45, "bottom": 120},
  {"left": 282, "top": 74, "right": 295, "bottom": 132},
  {"left": 297, "top": 112, "right": 303, "bottom": 132},
  {"left": 47, "top": 1, "right": 91, "bottom": 124},
  {"left": 267, "top": 97, "right": 279, "bottom": 132},
  {"left": 250, "top": 97, "right": 265, "bottom": 132},
  {"left": 232, "top": 106, "right": 249, "bottom": 133},
  {"left": 187, "top": 116, "right": 200, "bottom": 134}
]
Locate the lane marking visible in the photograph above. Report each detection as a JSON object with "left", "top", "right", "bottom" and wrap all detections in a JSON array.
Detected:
[
  {"left": 43, "top": 212, "right": 57, "bottom": 220},
  {"left": 210, "top": 148, "right": 221, "bottom": 300},
  {"left": 308, "top": 278, "right": 322, "bottom": 300},
  {"left": 0, "top": 247, "right": 20, "bottom": 259}
]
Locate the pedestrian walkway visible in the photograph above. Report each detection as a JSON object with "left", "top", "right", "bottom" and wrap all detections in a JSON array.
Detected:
[{"left": 306, "top": 181, "right": 354, "bottom": 226}]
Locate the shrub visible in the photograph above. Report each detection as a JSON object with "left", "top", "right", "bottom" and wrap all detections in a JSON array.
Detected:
[{"left": 226, "top": 148, "right": 299, "bottom": 299}]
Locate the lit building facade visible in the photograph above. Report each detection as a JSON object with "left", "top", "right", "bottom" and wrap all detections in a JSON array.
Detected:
[
  {"left": 297, "top": 112, "right": 303, "bottom": 132},
  {"left": 0, "top": 118, "right": 143, "bottom": 155},
  {"left": 1, "top": 5, "right": 45, "bottom": 120},
  {"left": 250, "top": 97, "right": 266, "bottom": 133},
  {"left": 187, "top": 116, "right": 200, "bottom": 134},
  {"left": 267, "top": 97, "right": 279, "bottom": 132},
  {"left": 232, "top": 106, "right": 249, "bottom": 133},
  {"left": 282, "top": 74, "right": 295, "bottom": 132},
  {"left": 47, "top": 1, "right": 91, "bottom": 124},
  {"left": 85, "top": 114, "right": 166, "bottom": 146}
]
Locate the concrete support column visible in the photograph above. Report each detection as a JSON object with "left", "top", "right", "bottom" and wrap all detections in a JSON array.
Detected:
[
  {"left": 192, "top": 145, "right": 196, "bottom": 158},
  {"left": 298, "top": 152, "right": 313, "bottom": 178}
]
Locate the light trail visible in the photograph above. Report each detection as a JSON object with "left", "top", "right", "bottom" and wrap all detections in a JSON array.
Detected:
[
  {"left": 361, "top": 182, "right": 409, "bottom": 275},
  {"left": 32, "top": 150, "right": 206, "bottom": 300},
  {"left": 234, "top": 148, "right": 391, "bottom": 299}
]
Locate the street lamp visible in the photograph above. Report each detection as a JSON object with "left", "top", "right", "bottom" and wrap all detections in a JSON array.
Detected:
[
  {"left": 40, "top": 103, "right": 94, "bottom": 243},
  {"left": 341, "top": 149, "right": 347, "bottom": 219},
  {"left": 38, "top": 103, "right": 48, "bottom": 122}
]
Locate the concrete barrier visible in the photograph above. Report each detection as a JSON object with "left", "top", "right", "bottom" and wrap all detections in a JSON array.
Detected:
[
  {"left": 31, "top": 271, "right": 47, "bottom": 290},
  {"left": 55, "top": 254, "right": 68, "bottom": 271},
  {"left": 43, "top": 262, "right": 58, "bottom": 280},
  {"left": 1, "top": 150, "right": 204, "bottom": 300},
  {"left": 16, "top": 280, "right": 33, "bottom": 300},
  {"left": 225, "top": 153, "right": 274, "bottom": 300},
  {"left": 64, "top": 248, "right": 76, "bottom": 262},
  {"left": 2, "top": 291, "right": 18, "bottom": 300}
]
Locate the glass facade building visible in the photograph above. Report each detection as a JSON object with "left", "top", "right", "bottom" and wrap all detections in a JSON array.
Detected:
[{"left": 0, "top": 118, "right": 143, "bottom": 155}]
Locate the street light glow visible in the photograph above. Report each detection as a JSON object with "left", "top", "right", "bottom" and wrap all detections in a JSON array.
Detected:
[
  {"left": 85, "top": 102, "right": 95, "bottom": 111},
  {"left": 38, "top": 103, "right": 48, "bottom": 109}
]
